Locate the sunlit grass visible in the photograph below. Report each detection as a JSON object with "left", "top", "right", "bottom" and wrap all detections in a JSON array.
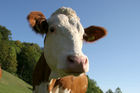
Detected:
[{"left": 0, "top": 70, "right": 32, "bottom": 93}]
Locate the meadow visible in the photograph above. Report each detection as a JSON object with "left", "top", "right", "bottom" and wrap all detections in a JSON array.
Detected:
[{"left": 0, "top": 70, "right": 32, "bottom": 93}]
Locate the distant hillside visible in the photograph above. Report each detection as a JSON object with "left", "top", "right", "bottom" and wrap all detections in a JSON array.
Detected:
[{"left": 0, "top": 70, "right": 32, "bottom": 93}]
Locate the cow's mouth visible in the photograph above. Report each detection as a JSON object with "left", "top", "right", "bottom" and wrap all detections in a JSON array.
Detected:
[
  {"left": 63, "top": 70, "right": 84, "bottom": 76},
  {"left": 66, "top": 72, "right": 83, "bottom": 76}
]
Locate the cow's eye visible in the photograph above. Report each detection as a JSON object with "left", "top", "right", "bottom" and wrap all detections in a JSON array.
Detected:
[{"left": 50, "top": 27, "right": 55, "bottom": 33}]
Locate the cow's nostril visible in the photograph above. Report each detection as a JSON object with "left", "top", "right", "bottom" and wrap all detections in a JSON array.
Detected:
[
  {"left": 67, "top": 55, "right": 88, "bottom": 65},
  {"left": 67, "top": 56, "right": 75, "bottom": 63},
  {"left": 69, "top": 59, "right": 74, "bottom": 63}
]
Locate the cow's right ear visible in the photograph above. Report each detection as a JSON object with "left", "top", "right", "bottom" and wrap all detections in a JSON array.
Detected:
[
  {"left": 27, "top": 11, "right": 48, "bottom": 35},
  {"left": 83, "top": 26, "right": 107, "bottom": 42}
]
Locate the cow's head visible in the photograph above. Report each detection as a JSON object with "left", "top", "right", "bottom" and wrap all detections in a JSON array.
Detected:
[{"left": 27, "top": 7, "right": 107, "bottom": 77}]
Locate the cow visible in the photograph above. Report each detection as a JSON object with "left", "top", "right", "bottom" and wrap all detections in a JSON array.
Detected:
[{"left": 27, "top": 7, "right": 107, "bottom": 93}]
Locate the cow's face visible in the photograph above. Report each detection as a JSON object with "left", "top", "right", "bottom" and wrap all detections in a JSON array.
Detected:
[
  {"left": 44, "top": 13, "right": 87, "bottom": 74},
  {"left": 27, "top": 7, "right": 107, "bottom": 76}
]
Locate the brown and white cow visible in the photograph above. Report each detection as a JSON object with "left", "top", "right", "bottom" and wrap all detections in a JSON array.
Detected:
[{"left": 27, "top": 7, "right": 107, "bottom": 93}]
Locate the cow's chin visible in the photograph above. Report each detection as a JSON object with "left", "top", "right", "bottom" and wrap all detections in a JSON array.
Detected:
[
  {"left": 59, "top": 72, "right": 84, "bottom": 78},
  {"left": 59, "top": 69, "right": 86, "bottom": 77},
  {"left": 50, "top": 69, "right": 85, "bottom": 79},
  {"left": 64, "top": 72, "right": 84, "bottom": 76}
]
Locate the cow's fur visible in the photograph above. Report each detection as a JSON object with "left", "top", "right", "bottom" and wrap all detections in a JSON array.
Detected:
[
  {"left": 44, "top": 7, "right": 88, "bottom": 77},
  {"left": 33, "top": 54, "right": 88, "bottom": 93},
  {"left": 27, "top": 7, "right": 107, "bottom": 93}
]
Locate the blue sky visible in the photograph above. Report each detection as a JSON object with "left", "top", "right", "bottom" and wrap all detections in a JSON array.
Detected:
[{"left": 0, "top": 0, "right": 140, "bottom": 93}]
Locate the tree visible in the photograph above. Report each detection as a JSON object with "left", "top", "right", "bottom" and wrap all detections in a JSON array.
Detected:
[
  {"left": 10, "top": 40, "right": 23, "bottom": 54},
  {"left": 86, "top": 76, "right": 103, "bottom": 93},
  {"left": 0, "top": 25, "right": 17, "bottom": 73},
  {"left": 3, "top": 46, "right": 17, "bottom": 73},
  {"left": 115, "top": 87, "right": 122, "bottom": 93},
  {"left": 0, "top": 41, "right": 9, "bottom": 66},
  {"left": 17, "top": 43, "right": 41, "bottom": 84},
  {"left": 0, "top": 32, "right": 2, "bottom": 43},
  {"left": 0, "top": 25, "right": 12, "bottom": 41},
  {"left": 106, "top": 89, "right": 113, "bottom": 93},
  {"left": 0, "top": 41, "right": 17, "bottom": 73},
  {"left": 0, "top": 25, "right": 11, "bottom": 66},
  {"left": 0, "top": 25, "right": 43, "bottom": 83}
]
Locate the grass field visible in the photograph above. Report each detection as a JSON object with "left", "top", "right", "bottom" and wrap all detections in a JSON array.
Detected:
[{"left": 0, "top": 70, "right": 32, "bottom": 93}]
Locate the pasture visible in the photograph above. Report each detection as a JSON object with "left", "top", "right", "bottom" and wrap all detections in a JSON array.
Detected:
[{"left": 0, "top": 70, "right": 32, "bottom": 93}]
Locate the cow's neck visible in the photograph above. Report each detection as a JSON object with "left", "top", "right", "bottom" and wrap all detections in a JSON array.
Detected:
[
  {"left": 48, "top": 73, "right": 88, "bottom": 93},
  {"left": 49, "top": 71, "right": 61, "bottom": 80}
]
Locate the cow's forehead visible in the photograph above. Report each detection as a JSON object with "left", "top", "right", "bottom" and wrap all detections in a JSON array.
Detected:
[
  {"left": 47, "top": 7, "right": 84, "bottom": 34},
  {"left": 47, "top": 14, "right": 84, "bottom": 36},
  {"left": 51, "top": 7, "right": 79, "bottom": 20},
  {"left": 48, "top": 14, "right": 79, "bottom": 27},
  {"left": 48, "top": 7, "right": 80, "bottom": 26}
]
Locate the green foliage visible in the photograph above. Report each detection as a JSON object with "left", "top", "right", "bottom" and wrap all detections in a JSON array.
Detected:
[
  {"left": 0, "top": 25, "right": 42, "bottom": 84},
  {"left": 10, "top": 40, "right": 23, "bottom": 54},
  {"left": 106, "top": 89, "right": 113, "bottom": 93},
  {"left": 115, "top": 87, "right": 122, "bottom": 93},
  {"left": 106, "top": 87, "right": 123, "bottom": 93},
  {"left": 0, "top": 41, "right": 17, "bottom": 74},
  {"left": 17, "top": 43, "right": 41, "bottom": 84},
  {"left": 0, "top": 25, "right": 11, "bottom": 67},
  {"left": 86, "top": 76, "right": 103, "bottom": 93},
  {"left": 0, "top": 41, "right": 9, "bottom": 65},
  {"left": 0, "top": 25, "right": 17, "bottom": 73},
  {"left": 0, "top": 32, "right": 2, "bottom": 42},
  {"left": 0, "top": 25, "right": 12, "bottom": 41},
  {"left": 2, "top": 46, "right": 17, "bottom": 73}
]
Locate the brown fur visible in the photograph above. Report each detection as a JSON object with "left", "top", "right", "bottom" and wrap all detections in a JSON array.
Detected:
[
  {"left": 48, "top": 79, "right": 56, "bottom": 92},
  {"left": 52, "top": 74, "right": 88, "bottom": 93},
  {"left": 84, "top": 26, "right": 107, "bottom": 42},
  {"left": 27, "top": 11, "right": 48, "bottom": 34},
  {"left": 33, "top": 54, "right": 88, "bottom": 93},
  {"left": 32, "top": 54, "right": 51, "bottom": 90},
  {"left": 28, "top": 10, "right": 107, "bottom": 93}
]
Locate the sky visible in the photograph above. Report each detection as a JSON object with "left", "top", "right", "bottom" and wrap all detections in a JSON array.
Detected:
[{"left": 0, "top": 0, "right": 140, "bottom": 93}]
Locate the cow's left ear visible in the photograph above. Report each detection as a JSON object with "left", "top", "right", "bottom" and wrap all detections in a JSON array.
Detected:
[{"left": 83, "top": 26, "right": 107, "bottom": 42}]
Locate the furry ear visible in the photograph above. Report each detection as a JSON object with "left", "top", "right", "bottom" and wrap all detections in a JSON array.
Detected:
[
  {"left": 83, "top": 26, "right": 107, "bottom": 42},
  {"left": 27, "top": 11, "right": 48, "bottom": 34}
]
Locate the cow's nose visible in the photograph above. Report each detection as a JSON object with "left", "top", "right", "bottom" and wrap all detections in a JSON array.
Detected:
[
  {"left": 67, "top": 55, "right": 88, "bottom": 72},
  {"left": 67, "top": 55, "right": 88, "bottom": 65}
]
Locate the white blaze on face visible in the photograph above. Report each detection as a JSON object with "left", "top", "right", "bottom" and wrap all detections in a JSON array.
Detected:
[{"left": 44, "top": 7, "right": 89, "bottom": 76}]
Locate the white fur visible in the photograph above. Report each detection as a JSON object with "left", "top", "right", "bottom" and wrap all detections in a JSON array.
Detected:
[
  {"left": 34, "top": 82, "right": 71, "bottom": 93},
  {"left": 44, "top": 7, "right": 89, "bottom": 78},
  {"left": 53, "top": 86, "right": 71, "bottom": 93},
  {"left": 51, "top": 7, "right": 80, "bottom": 21},
  {"left": 33, "top": 7, "right": 89, "bottom": 93},
  {"left": 33, "top": 82, "right": 48, "bottom": 93}
]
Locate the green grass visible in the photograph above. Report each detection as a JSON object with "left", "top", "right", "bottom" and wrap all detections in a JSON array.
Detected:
[{"left": 0, "top": 70, "right": 32, "bottom": 93}]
